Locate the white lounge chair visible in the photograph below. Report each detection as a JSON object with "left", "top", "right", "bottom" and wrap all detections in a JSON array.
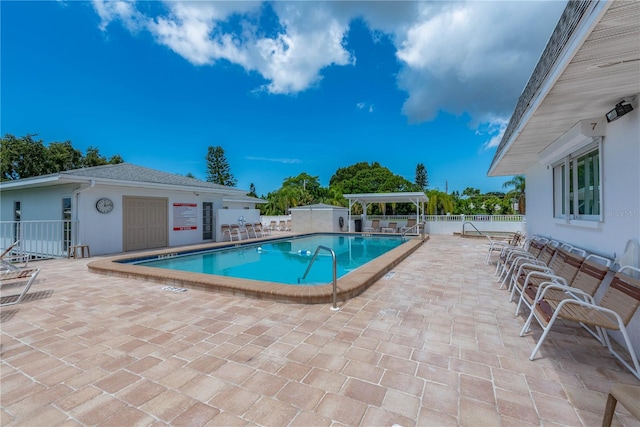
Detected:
[{"left": 1, "top": 267, "right": 41, "bottom": 306}]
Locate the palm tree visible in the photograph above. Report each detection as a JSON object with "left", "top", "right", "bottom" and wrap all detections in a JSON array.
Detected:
[
  {"left": 502, "top": 175, "right": 526, "bottom": 214},
  {"left": 426, "top": 190, "right": 454, "bottom": 215}
]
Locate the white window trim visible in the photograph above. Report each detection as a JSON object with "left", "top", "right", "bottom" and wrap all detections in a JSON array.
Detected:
[{"left": 551, "top": 137, "right": 603, "bottom": 225}]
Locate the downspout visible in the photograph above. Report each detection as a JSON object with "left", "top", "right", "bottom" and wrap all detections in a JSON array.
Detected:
[{"left": 72, "top": 180, "right": 95, "bottom": 245}]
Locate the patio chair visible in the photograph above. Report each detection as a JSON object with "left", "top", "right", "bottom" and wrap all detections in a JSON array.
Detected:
[
  {"left": 277, "top": 220, "right": 286, "bottom": 231},
  {"left": 1, "top": 267, "right": 41, "bottom": 306},
  {"left": 525, "top": 266, "right": 640, "bottom": 380},
  {"left": 384, "top": 222, "right": 398, "bottom": 233},
  {"left": 369, "top": 219, "right": 380, "bottom": 232},
  {"left": 221, "top": 224, "right": 241, "bottom": 241},
  {"left": 498, "top": 238, "right": 556, "bottom": 288},
  {"left": 507, "top": 246, "right": 586, "bottom": 309},
  {"left": 401, "top": 218, "right": 417, "bottom": 234},
  {"left": 514, "top": 252, "right": 610, "bottom": 317},
  {"left": 230, "top": 224, "right": 247, "bottom": 240},
  {"left": 1, "top": 240, "right": 27, "bottom": 271},
  {"left": 245, "top": 223, "right": 258, "bottom": 238},
  {"left": 284, "top": 220, "right": 292, "bottom": 231},
  {"left": 485, "top": 231, "right": 523, "bottom": 265},
  {"left": 494, "top": 235, "right": 547, "bottom": 278}
]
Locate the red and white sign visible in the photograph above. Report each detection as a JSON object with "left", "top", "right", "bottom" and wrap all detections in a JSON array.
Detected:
[{"left": 173, "top": 203, "right": 197, "bottom": 231}]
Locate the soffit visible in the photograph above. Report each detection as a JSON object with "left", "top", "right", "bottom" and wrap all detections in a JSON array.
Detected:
[{"left": 489, "top": 1, "right": 640, "bottom": 176}]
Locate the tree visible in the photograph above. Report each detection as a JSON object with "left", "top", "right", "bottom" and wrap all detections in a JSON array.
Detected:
[
  {"left": 503, "top": 175, "right": 526, "bottom": 214},
  {"left": 0, "top": 134, "right": 124, "bottom": 181},
  {"left": 248, "top": 183, "right": 258, "bottom": 198},
  {"left": 415, "top": 163, "right": 428, "bottom": 190},
  {"left": 205, "top": 146, "right": 236, "bottom": 187},
  {"left": 426, "top": 190, "right": 454, "bottom": 215}
]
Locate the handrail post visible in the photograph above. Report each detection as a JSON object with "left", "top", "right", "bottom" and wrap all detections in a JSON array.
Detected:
[{"left": 299, "top": 245, "right": 339, "bottom": 311}]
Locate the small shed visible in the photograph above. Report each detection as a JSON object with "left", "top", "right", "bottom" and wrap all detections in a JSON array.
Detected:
[{"left": 289, "top": 204, "right": 349, "bottom": 233}]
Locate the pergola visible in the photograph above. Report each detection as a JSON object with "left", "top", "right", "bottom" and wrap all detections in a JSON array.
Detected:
[{"left": 343, "top": 192, "right": 429, "bottom": 232}]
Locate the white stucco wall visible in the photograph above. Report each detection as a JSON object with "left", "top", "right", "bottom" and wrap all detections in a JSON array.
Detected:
[
  {"left": 1, "top": 183, "right": 258, "bottom": 255},
  {"left": 290, "top": 207, "right": 349, "bottom": 233},
  {"left": 524, "top": 105, "right": 640, "bottom": 361},
  {"left": 525, "top": 110, "right": 640, "bottom": 260}
]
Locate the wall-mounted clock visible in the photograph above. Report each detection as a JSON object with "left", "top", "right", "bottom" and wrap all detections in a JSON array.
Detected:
[{"left": 96, "top": 197, "right": 114, "bottom": 213}]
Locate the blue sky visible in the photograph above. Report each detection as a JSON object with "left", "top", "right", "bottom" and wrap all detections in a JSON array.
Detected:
[{"left": 2, "top": 1, "right": 567, "bottom": 196}]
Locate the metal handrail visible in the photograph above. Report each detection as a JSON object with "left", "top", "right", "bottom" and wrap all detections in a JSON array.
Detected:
[
  {"left": 299, "top": 245, "right": 339, "bottom": 311},
  {"left": 462, "top": 221, "right": 486, "bottom": 237},
  {"left": 400, "top": 222, "right": 425, "bottom": 240}
]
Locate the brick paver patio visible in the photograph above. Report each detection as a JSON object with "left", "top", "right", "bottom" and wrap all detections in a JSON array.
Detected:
[{"left": 1, "top": 235, "right": 638, "bottom": 426}]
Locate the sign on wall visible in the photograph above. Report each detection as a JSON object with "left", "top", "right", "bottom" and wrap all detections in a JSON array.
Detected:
[{"left": 173, "top": 203, "right": 197, "bottom": 231}]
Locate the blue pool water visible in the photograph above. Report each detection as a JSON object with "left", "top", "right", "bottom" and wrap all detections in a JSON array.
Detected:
[{"left": 129, "top": 234, "right": 405, "bottom": 285}]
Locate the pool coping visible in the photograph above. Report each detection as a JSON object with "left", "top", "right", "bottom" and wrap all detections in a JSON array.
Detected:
[{"left": 87, "top": 233, "right": 429, "bottom": 304}]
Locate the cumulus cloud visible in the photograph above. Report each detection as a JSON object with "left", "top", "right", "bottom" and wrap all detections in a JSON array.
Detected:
[{"left": 90, "top": 0, "right": 566, "bottom": 132}]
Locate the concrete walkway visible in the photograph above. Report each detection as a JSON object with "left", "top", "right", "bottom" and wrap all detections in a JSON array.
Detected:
[{"left": 1, "top": 235, "right": 638, "bottom": 426}]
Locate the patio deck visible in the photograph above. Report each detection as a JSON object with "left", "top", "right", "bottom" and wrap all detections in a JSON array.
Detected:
[{"left": 1, "top": 235, "right": 638, "bottom": 426}]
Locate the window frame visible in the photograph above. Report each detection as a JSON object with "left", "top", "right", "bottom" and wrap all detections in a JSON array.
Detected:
[{"left": 552, "top": 137, "right": 603, "bottom": 224}]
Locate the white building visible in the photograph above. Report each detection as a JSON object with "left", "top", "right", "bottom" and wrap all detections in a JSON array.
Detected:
[
  {"left": 489, "top": 0, "right": 639, "bottom": 264},
  {"left": 0, "top": 163, "right": 266, "bottom": 256},
  {"left": 488, "top": 1, "right": 640, "bottom": 361}
]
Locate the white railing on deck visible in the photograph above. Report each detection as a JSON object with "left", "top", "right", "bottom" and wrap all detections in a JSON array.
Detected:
[{"left": 0, "top": 220, "right": 78, "bottom": 259}]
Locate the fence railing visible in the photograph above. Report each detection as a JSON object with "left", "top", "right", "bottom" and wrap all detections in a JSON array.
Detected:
[
  {"left": 362, "top": 214, "right": 524, "bottom": 222},
  {"left": 0, "top": 220, "right": 78, "bottom": 260}
]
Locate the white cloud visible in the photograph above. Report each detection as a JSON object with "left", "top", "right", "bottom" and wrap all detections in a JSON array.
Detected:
[
  {"left": 246, "top": 156, "right": 302, "bottom": 164},
  {"left": 356, "top": 102, "right": 374, "bottom": 113},
  {"left": 90, "top": 0, "right": 566, "bottom": 127},
  {"left": 477, "top": 116, "right": 509, "bottom": 151}
]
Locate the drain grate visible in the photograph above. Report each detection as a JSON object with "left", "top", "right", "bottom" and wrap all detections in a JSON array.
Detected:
[
  {"left": 160, "top": 286, "right": 188, "bottom": 293},
  {"left": 384, "top": 271, "right": 396, "bottom": 280}
]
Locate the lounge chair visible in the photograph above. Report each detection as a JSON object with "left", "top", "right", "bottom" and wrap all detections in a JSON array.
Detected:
[
  {"left": 230, "top": 224, "right": 247, "bottom": 240},
  {"left": 507, "top": 246, "right": 586, "bottom": 307},
  {"left": 369, "top": 219, "right": 380, "bottom": 232},
  {"left": 245, "top": 223, "right": 258, "bottom": 238},
  {"left": 513, "top": 251, "right": 610, "bottom": 317},
  {"left": 383, "top": 222, "right": 398, "bottom": 233},
  {"left": 268, "top": 221, "right": 278, "bottom": 232},
  {"left": 1, "top": 267, "right": 41, "bottom": 306},
  {"left": 401, "top": 218, "right": 418, "bottom": 234},
  {"left": 221, "top": 224, "right": 241, "bottom": 241},
  {"left": 284, "top": 220, "right": 292, "bottom": 231},
  {"left": 498, "top": 238, "right": 557, "bottom": 289},
  {"left": 494, "top": 235, "right": 547, "bottom": 278},
  {"left": 1, "top": 241, "right": 26, "bottom": 271},
  {"left": 485, "top": 232, "right": 523, "bottom": 265},
  {"left": 525, "top": 266, "right": 640, "bottom": 380},
  {"left": 277, "top": 220, "right": 286, "bottom": 231}
]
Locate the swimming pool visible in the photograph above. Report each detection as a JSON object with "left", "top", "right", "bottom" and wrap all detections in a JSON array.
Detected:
[
  {"left": 88, "top": 233, "right": 427, "bottom": 304},
  {"left": 127, "top": 234, "right": 405, "bottom": 285}
]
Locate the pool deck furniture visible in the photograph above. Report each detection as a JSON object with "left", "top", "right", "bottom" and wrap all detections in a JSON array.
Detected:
[
  {"left": 68, "top": 244, "right": 91, "bottom": 259},
  {"left": 0, "top": 266, "right": 41, "bottom": 306}
]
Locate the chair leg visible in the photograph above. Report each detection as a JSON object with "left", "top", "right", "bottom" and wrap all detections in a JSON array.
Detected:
[{"left": 602, "top": 393, "right": 617, "bottom": 427}]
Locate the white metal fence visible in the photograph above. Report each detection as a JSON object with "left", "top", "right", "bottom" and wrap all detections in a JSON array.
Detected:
[{"left": 1, "top": 220, "right": 77, "bottom": 259}]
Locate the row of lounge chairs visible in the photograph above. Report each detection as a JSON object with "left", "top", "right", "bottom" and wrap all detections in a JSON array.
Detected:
[
  {"left": 365, "top": 218, "right": 419, "bottom": 233},
  {"left": 488, "top": 235, "right": 640, "bottom": 380}
]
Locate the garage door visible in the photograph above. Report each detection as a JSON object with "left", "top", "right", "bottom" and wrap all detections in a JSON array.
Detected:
[{"left": 123, "top": 196, "right": 168, "bottom": 252}]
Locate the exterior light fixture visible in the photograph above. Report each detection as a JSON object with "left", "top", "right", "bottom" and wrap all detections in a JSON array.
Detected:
[{"left": 606, "top": 101, "right": 633, "bottom": 122}]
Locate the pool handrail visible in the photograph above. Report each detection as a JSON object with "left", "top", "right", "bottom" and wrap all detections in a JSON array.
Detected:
[{"left": 299, "top": 245, "right": 339, "bottom": 311}]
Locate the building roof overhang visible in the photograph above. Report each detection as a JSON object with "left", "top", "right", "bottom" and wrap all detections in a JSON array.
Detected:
[
  {"left": 343, "top": 192, "right": 429, "bottom": 205},
  {"left": 488, "top": 0, "right": 640, "bottom": 177}
]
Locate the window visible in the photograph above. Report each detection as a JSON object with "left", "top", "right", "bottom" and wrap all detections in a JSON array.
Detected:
[
  {"left": 14, "top": 201, "right": 21, "bottom": 241},
  {"left": 63, "top": 198, "right": 72, "bottom": 250},
  {"left": 553, "top": 143, "right": 601, "bottom": 222}
]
